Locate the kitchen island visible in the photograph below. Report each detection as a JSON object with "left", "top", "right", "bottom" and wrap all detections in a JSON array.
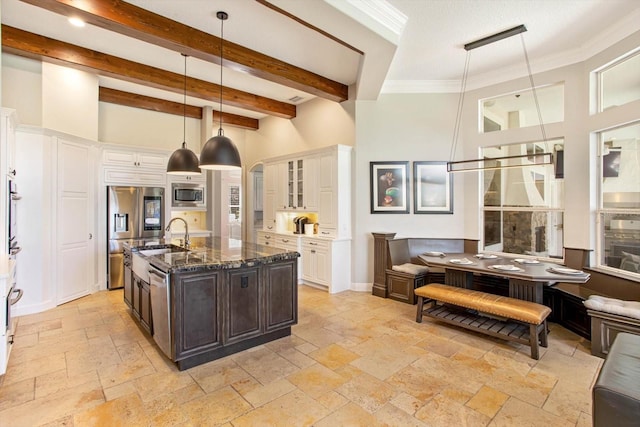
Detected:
[{"left": 125, "top": 237, "right": 299, "bottom": 370}]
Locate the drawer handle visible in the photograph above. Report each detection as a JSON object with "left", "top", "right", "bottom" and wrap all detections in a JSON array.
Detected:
[
  {"left": 282, "top": 239, "right": 289, "bottom": 243},
  {"left": 321, "top": 231, "right": 330, "bottom": 235},
  {"left": 267, "top": 225, "right": 273, "bottom": 229},
  {"left": 265, "top": 235, "right": 271, "bottom": 239},
  {"left": 311, "top": 250, "right": 316, "bottom": 254},
  {"left": 309, "top": 242, "right": 318, "bottom": 246}
]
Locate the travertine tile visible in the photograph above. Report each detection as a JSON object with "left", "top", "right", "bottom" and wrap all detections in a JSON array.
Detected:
[
  {"left": 350, "top": 347, "right": 419, "bottom": 380},
  {"left": 1, "top": 287, "right": 603, "bottom": 426},
  {"left": 466, "top": 385, "right": 509, "bottom": 418},
  {"left": 35, "top": 369, "right": 99, "bottom": 399},
  {"left": 3, "top": 353, "right": 67, "bottom": 386},
  {"left": 286, "top": 363, "right": 350, "bottom": 398},
  {"left": 241, "top": 377, "right": 296, "bottom": 408},
  {"left": 308, "top": 343, "right": 360, "bottom": 370},
  {"left": 314, "top": 402, "right": 380, "bottom": 427},
  {"left": 231, "top": 345, "right": 299, "bottom": 384},
  {"left": 414, "top": 393, "right": 491, "bottom": 426},
  {"left": 73, "top": 391, "right": 148, "bottom": 426},
  {"left": 335, "top": 372, "right": 398, "bottom": 413},
  {"left": 188, "top": 357, "right": 251, "bottom": 393},
  {"left": 374, "top": 402, "right": 430, "bottom": 427},
  {"left": 490, "top": 397, "right": 574, "bottom": 426},
  {"left": 231, "top": 389, "right": 328, "bottom": 427},
  {"left": 0, "top": 377, "right": 34, "bottom": 412}
]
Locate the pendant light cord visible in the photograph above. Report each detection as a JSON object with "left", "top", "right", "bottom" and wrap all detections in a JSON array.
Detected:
[
  {"left": 218, "top": 13, "right": 225, "bottom": 136},
  {"left": 521, "top": 34, "right": 547, "bottom": 143},
  {"left": 182, "top": 53, "right": 187, "bottom": 147},
  {"left": 449, "top": 51, "right": 471, "bottom": 163}
]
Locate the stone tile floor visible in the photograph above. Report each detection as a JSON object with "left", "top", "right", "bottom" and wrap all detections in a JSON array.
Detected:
[{"left": 0, "top": 285, "right": 602, "bottom": 426}]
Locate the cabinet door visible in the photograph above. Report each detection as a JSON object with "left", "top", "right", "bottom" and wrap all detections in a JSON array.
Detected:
[
  {"left": 276, "top": 162, "right": 289, "bottom": 209},
  {"left": 315, "top": 248, "right": 330, "bottom": 285},
  {"left": 123, "top": 255, "right": 133, "bottom": 308},
  {"left": 301, "top": 246, "right": 315, "bottom": 281},
  {"left": 318, "top": 190, "right": 336, "bottom": 232},
  {"left": 173, "top": 271, "right": 223, "bottom": 361},
  {"left": 303, "top": 156, "right": 318, "bottom": 211},
  {"left": 225, "top": 268, "right": 262, "bottom": 344},
  {"left": 264, "top": 260, "right": 297, "bottom": 331},
  {"left": 137, "top": 151, "right": 168, "bottom": 169},
  {"left": 132, "top": 274, "right": 141, "bottom": 319},
  {"left": 103, "top": 149, "right": 137, "bottom": 167},
  {"left": 140, "top": 281, "right": 152, "bottom": 334}
]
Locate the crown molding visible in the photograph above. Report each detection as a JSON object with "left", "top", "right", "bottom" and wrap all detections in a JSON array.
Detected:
[{"left": 324, "top": 0, "right": 407, "bottom": 44}]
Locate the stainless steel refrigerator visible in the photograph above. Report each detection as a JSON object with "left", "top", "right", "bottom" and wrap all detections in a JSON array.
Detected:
[{"left": 107, "top": 186, "right": 165, "bottom": 289}]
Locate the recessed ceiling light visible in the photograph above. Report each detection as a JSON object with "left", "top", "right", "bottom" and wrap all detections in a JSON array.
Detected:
[{"left": 68, "top": 17, "right": 86, "bottom": 27}]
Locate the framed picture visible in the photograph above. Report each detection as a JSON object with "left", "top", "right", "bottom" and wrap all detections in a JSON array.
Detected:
[
  {"left": 413, "top": 161, "right": 453, "bottom": 214},
  {"left": 370, "top": 161, "right": 409, "bottom": 213}
]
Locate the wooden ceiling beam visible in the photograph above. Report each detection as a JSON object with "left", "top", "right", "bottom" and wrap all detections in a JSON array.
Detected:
[
  {"left": 2, "top": 25, "right": 295, "bottom": 119},
  {"left": 18, "top": 0, "right": 349, "bottom": 103},
  {"left": 98, "top": 87, "right": 259, "bottom": 131}
]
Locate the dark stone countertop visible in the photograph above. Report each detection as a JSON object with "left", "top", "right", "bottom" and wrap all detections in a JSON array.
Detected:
[{"left": 125, "top": 236, "right": 300, "bottom": 274}]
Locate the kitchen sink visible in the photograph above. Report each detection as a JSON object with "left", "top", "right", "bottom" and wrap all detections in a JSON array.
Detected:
[{"left": 138, "top": 245, "right": 189, "bottom": 257}]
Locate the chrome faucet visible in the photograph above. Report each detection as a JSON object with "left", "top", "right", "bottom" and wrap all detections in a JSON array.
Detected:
[{"left": 166, "top": 217, "right": 190, "bottom": 248}]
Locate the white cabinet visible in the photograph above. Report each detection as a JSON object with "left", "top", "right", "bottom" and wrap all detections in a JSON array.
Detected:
[
  {"left": 303, "top": 156, "right": 318, "bottom": 211},
  {"left": 257, "top": 231, "right": 301, "bottom": 280},
  {"left": 317, "top": 145, "right": 350, "bottom": 238},
  {"left": 102, "top": 146, "right": 169, "bottom": 186},
  {"left": 301, "top": 237, "right": 350, "bottom": 293},
  {"left": 168, "top": 173, "right": 205, "bottom": 184}
]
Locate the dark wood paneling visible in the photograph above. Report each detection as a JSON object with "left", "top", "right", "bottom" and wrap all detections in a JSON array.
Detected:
[
  {"left": 173, "top": 271, "right": 222, "bottom": 360},
  {"left": 264, "top": 260, "right": 297, "bottom": 331},
  {"left": 226, "top": 268, "right": 262, "bottom": 344}
]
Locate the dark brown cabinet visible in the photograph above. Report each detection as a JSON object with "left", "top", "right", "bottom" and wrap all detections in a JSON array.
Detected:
[
  {"left": 172, "top": 270, "right": 222, "bottom": 362},
  {"left": 123, "top": 248, "right": 133, "bottom": 308},
  {"left": 131, "top": 273, "right": 152, "bottom": 335},
  {"left": 264, "top": 261, "right": 297, "bottom": 331},
  {"left": 226, "top": 268, "right": 262, "bottom": 344},
  {"left": 170, "top": 258, "right": 298, "bottom": 370}
]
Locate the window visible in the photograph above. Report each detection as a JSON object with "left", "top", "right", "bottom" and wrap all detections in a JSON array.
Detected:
[
  {"left": 482, "top": 140, "right": 564, "bottom": 258},
  {"left": 597, "top": 122, "right": 640, "bottom": 276},
  {"left": 599, "top": 50, "right": 640, "bottom": 112},
  {"left": 481, "top": 83, "right": 564, "bottom": 133}
]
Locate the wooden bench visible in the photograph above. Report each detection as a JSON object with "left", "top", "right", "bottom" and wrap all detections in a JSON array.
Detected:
[{"left": 415, "top": 283, "right": 551, "bottom": 359}]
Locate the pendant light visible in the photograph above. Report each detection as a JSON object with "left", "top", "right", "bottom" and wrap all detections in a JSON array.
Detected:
[
  {"left": 199, "top": 11, "right": 242, "bottom": 170},
  {"left": 446, "top": 25, "right": 553, "bottom": 173},
  {"left": 167, "top": 54, "right": 201, "bottom": 175}
]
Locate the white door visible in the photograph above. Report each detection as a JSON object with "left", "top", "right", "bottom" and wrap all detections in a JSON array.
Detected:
[{"left": 57, "top": 139, "right": 95, "bottom": 304}]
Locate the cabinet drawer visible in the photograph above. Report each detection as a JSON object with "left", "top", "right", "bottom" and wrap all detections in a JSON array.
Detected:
[{"left": 301, "top": 238, "right": 330, "bottom": 251}]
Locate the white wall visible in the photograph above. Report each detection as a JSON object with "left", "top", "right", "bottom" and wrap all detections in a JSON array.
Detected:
[
  {"left": 2, "top": 54, "right": 42, "bottom": 126},
  {"left": 352, "top": 93, "right": 463, "bottom": 285},
  {"left": 245, "top": 97, "right": 355, "bottom": 168}
]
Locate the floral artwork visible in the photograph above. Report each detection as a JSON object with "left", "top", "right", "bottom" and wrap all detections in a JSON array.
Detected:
[{"left": 370, "top": 161, "right": 409, "bottom": 213}]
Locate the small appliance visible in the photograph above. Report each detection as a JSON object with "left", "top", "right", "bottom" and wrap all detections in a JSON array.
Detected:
[{"left": 293, "top": 216, "right": 308, "bottom": 234}]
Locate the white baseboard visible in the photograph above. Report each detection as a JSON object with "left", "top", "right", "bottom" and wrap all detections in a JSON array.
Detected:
[
  {"left": 351, "top": 282, "right": 373, "bottom": 292},
  {"left": 13, "top": 300, "right": 56, "bottom": 317}
]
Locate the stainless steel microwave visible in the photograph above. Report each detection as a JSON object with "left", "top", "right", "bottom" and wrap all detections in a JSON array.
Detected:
[{"left": 171, "top": 183, "right": 205, "bottom": 208}]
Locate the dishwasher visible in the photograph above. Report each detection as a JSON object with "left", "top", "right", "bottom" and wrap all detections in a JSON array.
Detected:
[{"left": 148, "top": 264, "right": 172, "bottom": 359}]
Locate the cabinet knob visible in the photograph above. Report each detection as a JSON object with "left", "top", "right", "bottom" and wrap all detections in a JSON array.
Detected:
[{"left": 89, "top": 233, "right": 93, "bottom": 240}]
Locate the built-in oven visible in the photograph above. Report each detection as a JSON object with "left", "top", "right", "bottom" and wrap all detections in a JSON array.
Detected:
[{"left": 171, "top": 183, "right": 205, "bottom": 209}]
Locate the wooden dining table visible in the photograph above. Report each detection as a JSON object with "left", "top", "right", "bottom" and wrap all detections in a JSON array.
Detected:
[{"left": 417, "top": 252, "right": 591, "bottom": 304}]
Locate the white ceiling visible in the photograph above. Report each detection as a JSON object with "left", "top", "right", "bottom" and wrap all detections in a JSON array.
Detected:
[{"left": 2, "top": 0, "right": 639, "bottom": 120}]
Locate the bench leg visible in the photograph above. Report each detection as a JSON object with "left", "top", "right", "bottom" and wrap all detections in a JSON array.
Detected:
[
  {"left": 540, "top": 320, "right": 548, "bottom": 348},
  {"left": 416, "top": 296, "right": 424, "bottom": 323},
  {"left": 530, "top": 324, "right": 540, "bottom": 360}
]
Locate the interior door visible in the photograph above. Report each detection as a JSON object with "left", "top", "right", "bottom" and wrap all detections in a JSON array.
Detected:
[{"left": 57, "top": 138, "right": 95, "bottom": 304}]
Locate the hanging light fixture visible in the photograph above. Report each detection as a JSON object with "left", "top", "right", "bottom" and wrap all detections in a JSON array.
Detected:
[
  {"left": 200, "top": 11, "right": 242, "bottom": 170},
  {"left": 167, "top": 54, "right": 201, "bottom": 175},
  {"left": 447, "top": 25, "right": 553, "bottom": 173}
]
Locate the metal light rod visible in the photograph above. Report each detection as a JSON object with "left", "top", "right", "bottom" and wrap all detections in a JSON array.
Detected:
[{"left": 464, "top": 24, "right": 527, "bottom": 51}]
